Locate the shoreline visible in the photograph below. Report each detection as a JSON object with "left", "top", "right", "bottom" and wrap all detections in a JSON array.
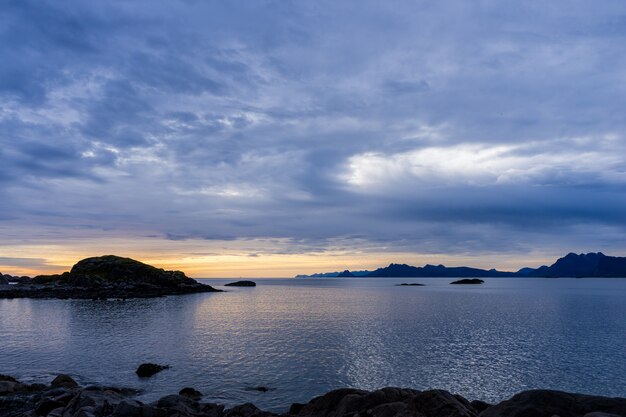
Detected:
[{"left": 1, "top": 373, "right": 625, "bottom": 417}]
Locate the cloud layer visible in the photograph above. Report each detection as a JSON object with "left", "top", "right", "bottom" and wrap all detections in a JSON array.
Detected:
[{"left": 2, "top": 0, "right": 626, "bottom": 274}]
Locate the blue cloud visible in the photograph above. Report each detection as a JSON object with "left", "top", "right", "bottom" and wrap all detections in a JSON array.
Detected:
[{"left": 1, "top": 0, "right": 626, "bottom": 259}]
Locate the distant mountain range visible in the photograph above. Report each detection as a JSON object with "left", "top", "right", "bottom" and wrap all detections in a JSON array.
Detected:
[{"left": 295, "top": 252, "right": 626, "bottom": 278}]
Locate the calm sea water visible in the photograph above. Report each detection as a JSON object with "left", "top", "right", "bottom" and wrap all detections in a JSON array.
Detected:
[{"left": 1, "top": 278, "right": 625, "bottom": 411}]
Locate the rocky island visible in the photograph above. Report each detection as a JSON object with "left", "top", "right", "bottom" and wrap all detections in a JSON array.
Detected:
[
  {"left": 0, "top": 255, "right": 220, "bottom": 300},
  {"left": 224, "top": 281, "right": 257, "bottom": 287},
  {"left": 1, "top": 373, "right": 625, "bottom": 417}
]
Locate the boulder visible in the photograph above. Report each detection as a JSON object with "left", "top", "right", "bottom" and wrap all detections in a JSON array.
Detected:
[
  {"left": 0, "top": 275, "right": 8, "bottom": 285},
  {"left": 224, "top": 402, "right": 275, "bottom": 417},
  {"left": 293, "top": 388, "right": 477, "bottom": 417},
  {"left": 35, "top": 399, "right": 65, "bottom": 416},
  {"left": 155, "top": 394, "right": 200, "bottom": 416},
  {"left": 112, "top": 399, "right": 144, "bottom": 417},
  {"left": 136, "top": 363, "right": 169, "bottom": 378},
  {"left": 0, "top": 374, "right": 19, "bottom": 383},
  {"left": 224, "top": 281, "right": 256, "bottom": 287},
  {"left": 51, "top": 374, "right": 78, "bottom": 389},
  {"left": 470, "top": 399, "right": 491, "bottom": 413},
  {"left": 179, "top": 387, "right": 203, "bottom": 400},
  {"left": 0, "top": 381, "right": 18, "bottom": 394},
  {"left": 479, "top": 390, "right": 626, "bottom": 417}
]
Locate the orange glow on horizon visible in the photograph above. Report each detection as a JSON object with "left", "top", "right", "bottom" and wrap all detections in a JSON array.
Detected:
[{"left": 0, "top": 236, "right": 557, "bottom": 278}]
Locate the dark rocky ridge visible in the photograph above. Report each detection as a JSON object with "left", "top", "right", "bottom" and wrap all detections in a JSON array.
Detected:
[
  {"left": 297, "top": 252, "right": 626, "bottom": 278},
  {"left": 0, "top": 255, "right": 220, "bottom": 299},
  {"left": 519, "top": 252, "right": 626, "bottom": 278},
  {"left": 1, "top": 374, "right": 625, "bottom": 417}
]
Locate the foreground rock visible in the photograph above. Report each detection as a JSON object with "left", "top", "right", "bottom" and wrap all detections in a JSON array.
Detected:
[
  {"left": 0, "top": 255, "right": 221, "bottom": 300},
  {"left": 0, "top": 275, "right": 8, "bottom": 285},
  {"left": 450, "top": 278, "right": 485, "bottom": 285},
  {"left": 479, "top": 390, "right": 626, "bottom": 417},
  {"left": 224, "top": 281, "right": 256, "bottom": 287},
  {"left": 1, "top": 374, "right": 625, "bottom": 417},
  {"left": 136, "top": 364, "right": 169, "bottom": 378}
]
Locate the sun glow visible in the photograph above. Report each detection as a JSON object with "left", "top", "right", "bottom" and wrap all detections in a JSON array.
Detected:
[{"left": 0, "top": 233, "right": 555, "bottom": 278}]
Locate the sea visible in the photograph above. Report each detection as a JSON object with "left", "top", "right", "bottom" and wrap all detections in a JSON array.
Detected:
[{"left": 1, "top": 277, "right": 625, "bottom": 411}]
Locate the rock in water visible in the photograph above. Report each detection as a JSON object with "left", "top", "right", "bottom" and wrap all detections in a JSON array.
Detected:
[
  {"left": 0, "top": 275, "right": 8, "bottom": 285},
  {"left": 450, "top": 278, "right": 484, "bottom": 284},
  {"left": 50, "top": 374, "right": 78, "bottom": 388},
  {"left": 136, "top": 363, "right": 170, "bottom": 378},
  {"left": 224, "top": 280, "right": 256, "bottom": 287},
  {"left": 179, "top": 387, "right": 203, "bottom": 400}
]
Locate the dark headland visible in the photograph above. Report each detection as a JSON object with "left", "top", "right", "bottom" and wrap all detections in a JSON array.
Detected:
[
  {"left": 296, "top": 252, "right": 626, "bottom": 278},
  {"left": 1, "top": 373, "right": 625, "bottom": 417},
  {"left": 0, "top": 255, "right": 219, "bottom": 299}
]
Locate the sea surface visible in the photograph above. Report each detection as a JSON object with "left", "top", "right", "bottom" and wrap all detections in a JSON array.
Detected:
[{"left": 1, "top": 278, "right": 625, "bottom": 411}]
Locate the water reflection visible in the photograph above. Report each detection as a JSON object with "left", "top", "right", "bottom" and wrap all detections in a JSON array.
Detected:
[{"left": 1, "top": 278, "right": 625, "bottom": 412}]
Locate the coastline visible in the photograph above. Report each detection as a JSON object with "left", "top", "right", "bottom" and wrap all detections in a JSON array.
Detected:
[{"left": 1, "top": 373, "right": 625, "bottom": 417}]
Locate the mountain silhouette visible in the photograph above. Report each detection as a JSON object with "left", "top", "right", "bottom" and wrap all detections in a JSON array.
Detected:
[{"left": 296, "top": 252, "right": 626, "bottom": 278}]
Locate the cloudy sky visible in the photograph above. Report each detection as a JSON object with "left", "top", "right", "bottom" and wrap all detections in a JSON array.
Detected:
[{"left": 2, "top": 0, "right": 626, "bottom": 277}]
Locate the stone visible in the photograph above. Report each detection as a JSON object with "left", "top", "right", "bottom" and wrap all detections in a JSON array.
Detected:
[
  {"left": 479, "top": 390, "right": 626, "bottom": 417},
  {"left": 112, "top": 399, "right": 143, "bottom": 416},
  {"left": 0, "top": 381, "right": 18, "bottom": 394},
  {"left": 469, "top": 399, "right": 491, "bottom": 413},
  {"left": 0, "top": 374, "right": 19, "bottom": 383},
  {"left": 179, "top": 387, "right": 202, "bottom": 400},
  {"left": 224, "top": 402, "right": 270, "bottom": 417},
  {"left": 201, "top": 403, "right": 226, "bottom": 417},
  {"left": 289, "top": 403, "right": 305, "bottom": 415},
  {"left": 51, "top": 375, "right": 78, "bottom": 389},
  {"left": 155, "top": 394, "right": 199, "bottom": 415},
  {"left": 47, "top": 408, "right": 65, "bottom": 417},
  {"left": 136, "top": 363, "right": 169, "bottom": 378},
  {"left": 35, "top": 400, "right": 65, "bottom": 416}
]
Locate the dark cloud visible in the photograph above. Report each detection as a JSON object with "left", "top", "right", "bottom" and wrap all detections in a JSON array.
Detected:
[{"left": 1, "top": 0, "right": 626, "bottom": 260}]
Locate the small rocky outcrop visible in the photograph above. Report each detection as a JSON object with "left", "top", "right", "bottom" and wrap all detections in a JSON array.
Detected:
[
  {"left": 336, "top": 270, "right": 354, "bottom": 278},
  {"left": 224, "top": 281, "right": 256, "bottom": 287},
  {"left": 0, "top": 275, "right": 8, "bottom": 285},
  {"left": 450, "top": 278, "right": 484, "bottom": 285},
  {"left": 396, "top": 283, "right": 425, "bottom": 286},
  {"left": 136, "top": 363, "right": 169, "bottom": 378},
  {"left": 0, "top": 255, "right": 220, "bottom": 300}
]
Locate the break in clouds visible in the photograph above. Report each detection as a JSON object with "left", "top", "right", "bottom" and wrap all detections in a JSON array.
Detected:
[{"left": 2, "top": 0, "right": 626, "bottom": 260}]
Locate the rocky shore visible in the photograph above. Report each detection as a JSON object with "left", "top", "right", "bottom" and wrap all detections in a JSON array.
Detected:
[
  {"left": 0, "top": 256, "right": 220, "bottom": 300},
  {"left": 1, "top": 374, "right": 624, "bottom": 417}
]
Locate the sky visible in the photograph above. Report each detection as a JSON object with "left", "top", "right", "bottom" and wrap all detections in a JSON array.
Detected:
[{"left": 2, "top": 0, "right": 626, "bottom": 277}]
